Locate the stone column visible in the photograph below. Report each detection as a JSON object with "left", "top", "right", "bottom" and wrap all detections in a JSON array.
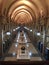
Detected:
[
  {"left": 42, "top": 18, "right": 47, "bottom": 55},
  {"left": 0, "top": 23, "right": 3, "bottom": 57}
]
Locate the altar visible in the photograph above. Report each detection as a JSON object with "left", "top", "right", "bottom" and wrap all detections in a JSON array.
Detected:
[{"left": 17, "top": 46, "right": 30, "bottom": 60}]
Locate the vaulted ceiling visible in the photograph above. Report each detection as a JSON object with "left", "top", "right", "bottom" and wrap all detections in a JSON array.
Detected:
[{"left": 0, "top": 0, "right": 49, "bottom": 26}]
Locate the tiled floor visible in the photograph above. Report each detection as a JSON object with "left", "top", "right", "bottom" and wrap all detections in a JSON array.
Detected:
[
  {"left": 4, "top": 32, "right": 43, "bottom": 61},
  {"left": 31, "top": 57, "right": 42, "bottom": 61},
  {"left": 4, "top": 57, "right": 17, "bottom": 61}
]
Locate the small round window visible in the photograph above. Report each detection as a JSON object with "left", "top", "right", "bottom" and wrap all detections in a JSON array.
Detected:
[{"left": 21, "top": 46, "right": 25, "bottom": 50}]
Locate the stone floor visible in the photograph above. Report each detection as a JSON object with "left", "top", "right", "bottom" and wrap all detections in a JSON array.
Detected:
[{"left": 3, "top": 32, "right": 43, "bottom": 61}]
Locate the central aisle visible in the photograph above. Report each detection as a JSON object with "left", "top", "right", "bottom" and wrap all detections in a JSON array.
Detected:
[{"left": 4, "top": 31, "right": 42, "bottom": 61}]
